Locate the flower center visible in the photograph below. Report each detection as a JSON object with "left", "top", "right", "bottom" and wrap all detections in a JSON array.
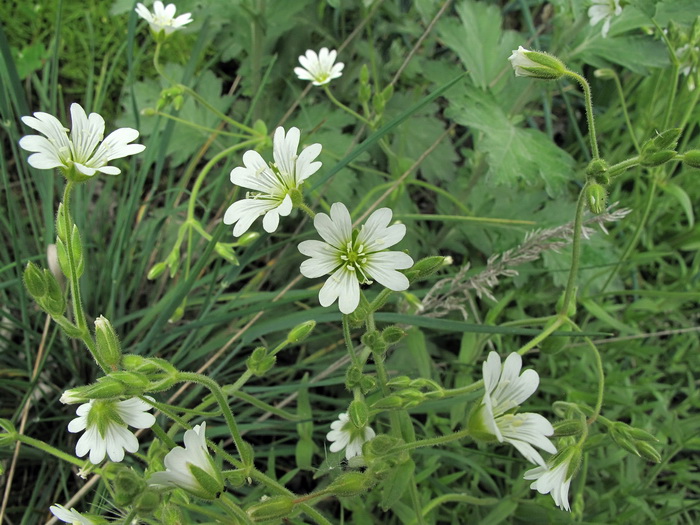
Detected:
[{"left": 339, "top": 242, "right": 372, "bottom": 284}]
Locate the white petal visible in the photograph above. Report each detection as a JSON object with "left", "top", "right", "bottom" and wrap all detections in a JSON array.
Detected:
[
  {"left": 314, "top": 202, "right": 352, "bottom": 249},
  {"left": 318, "top": 267, "right": 360, "bottom": 314},
  {"left": 295, "top": 143, "right": 322, "bottom": 183},
  {"left": 482, "top": 351, "right": 503, "bottom": 395}
]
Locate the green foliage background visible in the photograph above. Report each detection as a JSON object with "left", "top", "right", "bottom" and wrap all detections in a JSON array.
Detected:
[{"left": 1, "top": 0, "right": 699, "bottom": 523}]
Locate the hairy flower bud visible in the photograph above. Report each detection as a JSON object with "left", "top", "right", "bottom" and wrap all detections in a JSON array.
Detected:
[
  {"left": 508, "top": 46, "right": 566, "bottom": 80},
  {"left": 95, "top": 316, "right": 122, "bottom": 369},
  {"left": 247, "top": 496, "right": 295, "bottom": 522},
  {"left": 287, "top": 320, "right": 316, "bottom": 343},
  {"left": 585, "top": 183, "right": 607, "bottom": 214}
]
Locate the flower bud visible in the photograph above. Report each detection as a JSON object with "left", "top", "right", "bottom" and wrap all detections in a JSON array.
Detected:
[
  {"left": 83, "top": 378, "right": 127, "bottom": 399},
  {"left": 359, "top": 375, "right": 376, "bottom": 394},
  {"left": 593, "top": 68, "right": 616, "bottom": 79},
  {"left": 324, "top": 471, "right": 373, "bottom": 497},
  {"left": 246, "top": 347, "right": 276, "bottom": 377},
  {"left": 109, "top": 371, "right": 151, "bottom": 393},
  {"left": 508, "top": 46, "right": 566, "bottom": 80},
  {"left": 95, "top": 316, "right": 122, "bottom": 369},
  {"left": 147, "top": 261, "right": 168, "bottom": 280},
  {"left": 552, "top": 418, "right": 585, "bottom": 437},
  {"left": 585, "top": 183, "right": 607, "bottom": 214},
  {"left": 55, "top": 238, "right": 70, "bottom": 278},
  {"left": 386, "top": 375, "right": 411, "bottom": 388},
  {"left": 652, "top": 128, "right": 682, "bottom": 150},
  {"left": 345, "top": 366, "right": 363, "bottom": 389},
  {"left": 287, "top": 320, "right": 316, "bottom": 343},
  {"left": 635, "top": 441, "right": 661, "bottom": 463},
  {"left": 381, "top": 84, "right": 394, "bottom": 103},
  {"left": 585, "top": 158, "right": 609, "bottom": 185},
  {"left": 359, "top": 83, "right": 372, "bottom": 104},
  {"left": 406, "top": 256, "right": 444, "bottom": 283},
  {"left": 347, "top": 305, "right": 368, "bottom": 327},
  {"left": 60, "top": 387, "right": 88, "bottom": 404},
  {"left": 134, "top": 489, "right": 161, "bottom": 515},
  {"left": 361, "top": 330, "right": 386, "bottom": 354},
  {"left": 360, "top": 64, "right": 370, "bottom": 85},
  {"left": 114, "top": 469, "right": 147, "bottom": 506},
  {"left": 247, "top": 496, "right": 295, "bottom": 522},
  {"left": 626, "top": 427, "right": 658, "bottom": 442},
  {"left": 382, "top": 326, "right": 406, "bottom": 345},
  {"left": 71, "top": 225, "right": 84, "bottom": 277},
  {"left": 214, "top": 242, "right": 239, "bottom": 264},
  {"left": 56, "top": 203, "right": 68, "bottom": 242},
  {"left": 682, "top": 149, "right": 700, "bottom": 168},
  {"left": 348, "top": 400, "right": 369, "bottom": 429},
  {"left": 640, "top": 149, "right": 677, "bottom": 167},
  {"left": 371, "top": 395, "right": 403, "bottom": 410},
  {"left": 236, "top": 231, "right": 261, "bottom": 247},
  {"left": 24, "top": 262, "right": 47, "bottom": 299},
  {"left": 141, "top": 107, "right": 157, "bottom": 116}
]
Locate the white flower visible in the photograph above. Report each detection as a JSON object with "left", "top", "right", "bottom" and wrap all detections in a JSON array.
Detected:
[
  {"left": 326, "top": 412, "right": 376, "bottom": 460},
  {"left": 149, "top": 422, "right": 224, "bottom": 499},
  {"left": 67, "top": 397, "right": 156, "bottom": 464},
  {"left": 135, "top": 1, "right": 193, "bottom": 35},
  {"left": 19, "top": 103, "right": 145, "bottom": 178},
  {"left": 469, "top": 352, "right": 556, "bottom": 467},
  {"left": 524, "top": 448, "right": 580, "bottom": 512},
  {"left": 298, "top": 202, "right": 414, "bottom": 314},
  {"left": 588, "top": 0, "right": 622, "bottom": 38},
  {"left": 294, "top": 48, "right": 344, "bottom": 86},
  {"left": 49, "top": 504, "right": 96, "bottom": 524},
  {"left": 224, "top": 126, "right": 322, "bottom": 237}
]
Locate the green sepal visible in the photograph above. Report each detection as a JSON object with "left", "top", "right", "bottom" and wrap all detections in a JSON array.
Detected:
[
  {"left": 147, "top": 261, "right": 168, "bottom": 280},
  {"left": 325, "top": 471, "right": 373, "bottom": 497},
  {"left": 287, "top": 320, "right": 316, "bottom": 343},
  {"left": 652, "top": 128, "right": 682, "bottom": 150},
  {"left": 246, "top": 495, "right": 295, "bottom": 521},
  {"left": 348, "top": 400, "right": 369, "bottom": 428},
  {"left": 56, "top": 203, "right": 68, "bottom": 242},
  {"left": 24, "top": 262, "right": 47, "bottom": 299},
  {"left": 188, "top": 464, "right": 224, "bottom": 500},
  {"left": 682, "top": 149, "right": 700, "bottom": 168},
  {"left": 95, "top": 316, "right": 122, "bottom": 369},
  {"left": 71, "top": 224, "right": 84, "bottom": 277},
  {"left": 636, "top": 441, "right": 661, "bottom": 463},
  {"left": 641, "top": 149, "right": 677, "bottom": 167},
  {"left": 55, "top": 238, "right": 70, "bottom": 278}
]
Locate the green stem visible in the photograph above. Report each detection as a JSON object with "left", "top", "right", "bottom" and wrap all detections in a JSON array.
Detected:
[
  {"left": 610, "top": 72, "right": 641, "bottom": 153},
  {"left": 297, "top": 202, "right": 316, "bottom": 219},
  {"left": 600, "top": 178, "right": 657, "bottom": 294},
  {"left": 218, "top": 493, "right": 254, "bottom": 524},
  {"left": 61, "top": 183, "right": 109, "bottom": 373},
  {"left": 440, "top": 379, "right": 484, "bottom": 398},
  {"left": 559, "top": 186, "right": 588, "bottom": 317},
  {"left": 152, "top": 110, "right": 250, "bottom": 138},
  {"left": 396, "top": 428, "right": 471, "bottom": 452},
  {"left": 177, "top": 372, "right": 249, "bottom": 465},
  {"left": 342, "top": 316, "right": 361, "bottom": 368},
  {"left": 565, "top": 71, "right": 600, "bottom": 159},
  {"left": 16, "top": 434, "right": 90, "bottom": 468},
  {"left": 607, "top": 156, "right": 641, "bottom": 181},
  {"left": 150, "top": 421, "right": 177, "bottom": 449},
  {"left": 515, "top": 316, "right": 566, "bottom": 356},
  {"left": 323, "top": 86, "right": 372, "bottom": 125},
  {"left": 187, "top": 139, "right": 261, "bottom": 221},
  {"left": 583, "top": 336, "right": 604, "bottom": 424}
]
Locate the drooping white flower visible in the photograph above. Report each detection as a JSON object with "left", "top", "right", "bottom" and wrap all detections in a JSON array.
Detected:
[
  {"left": 468, "top": 352, "right": 556, "bottom": 467},
  {"left": 49, "top": 504, "right": 97, "bottom": 525},
  {"left": 19, "top": 103, "right": 145, "bottom": 179},
  {"left": 524, "top": 447, "right": 580, "bottom": 512},
  {"left": 326, "top": 412, "right": 376, "bottom": 460},
  {"left": 149, "top": 422, "right": 224, "bottom": 500},
  {"left": 298, "top": 202, "right": 414, "bottom": 314},
  {"left": 135, "top": 1, "right": 193, "bottom": 35},
  {"left": 588, "top": 0, "right": 622, "bottom": 38},
  {"left": 294, "top": 48, "right": 344, "bottom": 86},
  {"left": 224, "top": 127, "right": 322, "bottom": 237},
  {"left": 67, "top": 397, "right": 156, "bottom": 464}
]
